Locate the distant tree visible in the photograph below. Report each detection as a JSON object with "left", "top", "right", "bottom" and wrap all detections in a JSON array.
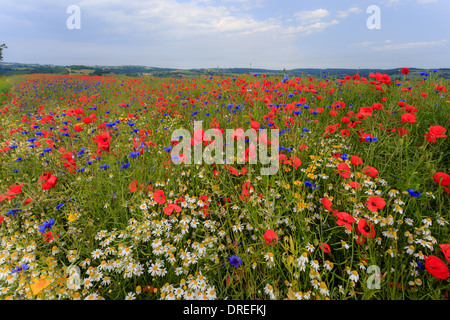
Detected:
[
  {"left": 92, "top": 69, "right": 104, "bottom": 76},
  {"left": 0, "top": 44, "right": 7, "bottom": 62}
]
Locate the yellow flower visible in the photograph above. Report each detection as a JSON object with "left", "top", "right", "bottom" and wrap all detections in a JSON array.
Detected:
[{"left": 30, "top": 276, "right": 52, "bottom": 296}]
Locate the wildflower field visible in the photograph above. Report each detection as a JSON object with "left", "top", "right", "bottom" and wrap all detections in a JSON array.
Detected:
[{"left": 0, "top": 69, "right": 448, "bottom": 301}]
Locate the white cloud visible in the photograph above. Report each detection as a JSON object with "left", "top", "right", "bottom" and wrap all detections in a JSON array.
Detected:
[
  {"left": 287, "top": 19, "right": 339, "bottom": 36},
  {"left": 337, "top": 7, "right": 362, "bottom": 18},
  {"left": 375, "top": 39, "right": 448, "bottom": 50},
  {"left": 77, "top": 0, "right": 280, "bottom": 38},
  {"left": 294, "top": 9, "right": 330, "bottom": 25},
  {"left": 350, "top": 41, "right": 373, "bottom": 48}
]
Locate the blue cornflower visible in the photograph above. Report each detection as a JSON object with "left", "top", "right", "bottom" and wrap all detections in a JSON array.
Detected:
[
  {"left": 129, "top": 151, "right": 140, "bottom": 158},
  {"left": 365, "top": 136, "right": 378, "bottom": 142},
  {"left": 11, "top": 264, "right": 28, "bottom": 274},
  {"left": 417, "top": 261, "right": 425, "bottom": 271},
  {"left": 99, "top": 164, "right": 109, "bottom": 169},
  {"left": 56, "top": 203, "right": 64, "bottom": 210},
  {"left": 120, "top": 162, "right": 131, "bottom": 169},
  {"left": 408, "top": 189, "right": 421, "bottom": 197},
  {"left": 6, "top": 209, "right": 22, "bottom": 216},
  {"left": 304, "top": 180, "right": 318, "bottom": 189},
  {"left": 340, "top": 153, "right": 348, "bottom": 160},
  {"left": 229, "top": 255, "right": 242, "bottom": 268},
  {"left": 38, "top": 218, "right": 55, "bottom": 233}
]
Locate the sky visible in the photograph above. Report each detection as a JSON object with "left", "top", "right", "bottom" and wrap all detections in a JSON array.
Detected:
[{"left": 1, "top": 0, "right": 449, "bottom": 70}]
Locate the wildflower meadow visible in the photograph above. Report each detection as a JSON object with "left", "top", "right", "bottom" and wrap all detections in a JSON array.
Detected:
[{"left": 0, "top": 69, "right": 448, "bottom": 301}]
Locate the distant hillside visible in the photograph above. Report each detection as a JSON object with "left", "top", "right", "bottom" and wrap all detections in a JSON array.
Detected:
[{"left": 1, "top": 62, "right": 449, "bottom": 80}]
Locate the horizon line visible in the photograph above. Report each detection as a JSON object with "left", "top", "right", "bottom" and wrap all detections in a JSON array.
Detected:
[{"left": 1, "top": 62, "right": 449, "bottom": 72}]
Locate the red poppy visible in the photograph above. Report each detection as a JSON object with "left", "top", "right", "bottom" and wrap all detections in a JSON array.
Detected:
[
  {"left": 43, "top": 231, "right": 58, "bottom": 243},
  {"left": 319, "top": 242, "right": 331, "bottom": 253},
  {"left": 82, "top": 117, "right": 92, "bottom": 124},
  {"left": 357, "top": 218, "right": 376, "bottom": 237},
  {"left": 335, "top": 162, "right": 352, "bottom": 178},
  {"left": 401, "top": 68, "right": 410, "bottom": 75},
  {"left": 250, "top": 121, "right": 260, "bottom": 130},
  {"left": 94, "top": 132, "right": 111, "bottom": 150},
  {"left": 242, "top": 182, "right": 254, "bottom": 196},
  {"left": 40, "top": 173, "right": 57, "bottom": 190},
  {"left": 290, "top": 155, "right": 301, "bottom": 169},
  {"left": 264, "top": 229, "right": 278, "bottom": 245},
  {"left": 0, "top": 216, "right": 4, "bottom": 225},
  {"left": 362, "top": 166, "right": 378, "bottom": 178},
  {"left": 190, "top": 128, "right": 205, "bottom": 146},
  {"left": 129, "top": 180, "right": 138, "bottom": 193},
  {"left": 433, "top": 172, "right": 450, "bottom": 193},
  {"left": 365, "top": 196, "right": 386, "bottom": 212},
  {"left": 258, "top": 132, "right": 272, "bottom": 146},
  {"left": 73, "top": 125, "right": 83, "bottom": 132},
  {"left": 439, "top": 244, "right": 450, "bottom": 262},
  {"left": 401, "top": 113, "right": 416, "bottom": 123},
  {"left": 350, "top": 156, "right": 363, "bottom": 166},
  {"left": 163, "top": 203, "right": 181, "bottom": 216},
  {"left": 153, "top": 190, "right": 166, "bottom": 205},
  {"left": 426, "top": 125, "right": 447, "bottom": 143},
  {"left": 1, "top": 184, "right": 23, "bottom": 201},
  {"left": 424, "top": 255, "right": 449, "bottom": 280},
  {"left": 428, "top": 125, "right": 447, "bottom": 138},
  {"left": 397, "top": 127, "right": 409, "bottom": 136},
  {"left": 346, "top": 179, "right": 360, "bottom": 190},
  {"left": 320, "top": 198, "right": 333, "bottom": 211},
  {"left": 355, "top": 234, "right": 365, "bottom": 245},
  {"left": 244, "top": 143, "right": 257, "bottom": 161},
  {"left": 336, "top": 211, "right": 356, "bottom": 231}
]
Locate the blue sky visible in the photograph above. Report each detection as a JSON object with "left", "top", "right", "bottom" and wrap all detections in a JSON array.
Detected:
[{"left": 1, "top": 0, "right": 449, "bottom": 69}]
